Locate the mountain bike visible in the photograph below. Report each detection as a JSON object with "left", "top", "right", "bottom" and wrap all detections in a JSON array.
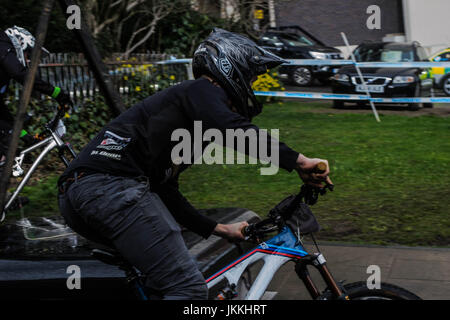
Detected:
[
  {"left": 0, "top": 105, "right": 77, "bottom": 222},
  {"left": 92, "top": 181, "right": 422, "bottom": 300}
]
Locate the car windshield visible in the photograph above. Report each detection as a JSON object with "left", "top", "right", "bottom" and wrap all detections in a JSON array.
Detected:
[
  {"left": 278, "top": 34, "right": 315, "bottom": 47},
  {"left": 354, "top": 46, "right": 415, "bottom": 62}
]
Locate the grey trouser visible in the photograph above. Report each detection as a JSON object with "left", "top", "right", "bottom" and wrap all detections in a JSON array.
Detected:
[{"left": 58, "top": 173, "right": 208, "bottom": 300}]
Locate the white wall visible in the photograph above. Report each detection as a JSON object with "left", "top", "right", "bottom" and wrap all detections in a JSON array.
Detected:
[{"left": 402, "top": 0, "right": 450, "bottom": 56}]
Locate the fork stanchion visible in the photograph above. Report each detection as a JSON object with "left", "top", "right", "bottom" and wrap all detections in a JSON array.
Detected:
[
  {"left": 295, "top": 261, "right": 321, "bottom": 299},
  {"left": 316, "top": 262, "right": 347, "bottom": 299}
]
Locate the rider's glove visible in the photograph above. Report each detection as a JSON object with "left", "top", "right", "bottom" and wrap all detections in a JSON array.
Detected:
[{"left": 52, "top": 87, "right": 73, "bottom": 111}]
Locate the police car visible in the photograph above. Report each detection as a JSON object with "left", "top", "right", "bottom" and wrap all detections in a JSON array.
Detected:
[{"left": 429, "top": 48, "right": 450, "bottom": 96}]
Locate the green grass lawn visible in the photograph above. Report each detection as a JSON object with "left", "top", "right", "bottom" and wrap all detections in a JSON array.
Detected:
[{"left": 11, "top": 101, "right": 450, "bottom": 247}]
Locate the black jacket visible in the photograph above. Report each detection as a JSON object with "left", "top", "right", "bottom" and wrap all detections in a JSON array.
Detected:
[{"left": 60, "top": 78, "right": 300, "bottom": 238}]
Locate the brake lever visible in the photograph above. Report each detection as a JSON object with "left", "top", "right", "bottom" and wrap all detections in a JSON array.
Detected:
[
  {"left": 319, "top": 184, "right": 334, "bottom": 195},
  {"left": 301, "top": 183, "right": 334, "bottom": 205}
]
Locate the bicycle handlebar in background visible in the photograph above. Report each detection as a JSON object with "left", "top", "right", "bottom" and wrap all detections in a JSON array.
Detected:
[{"left": 47, "top": 103, "right": 70, "bottom": 132}]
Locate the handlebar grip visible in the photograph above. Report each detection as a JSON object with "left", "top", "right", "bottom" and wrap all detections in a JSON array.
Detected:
[
  {"left": 313, "top": 162, "right": 327, "bottom": 174},
  {"left": 241, "top": 225, "right": 249, "bottom": 237}
]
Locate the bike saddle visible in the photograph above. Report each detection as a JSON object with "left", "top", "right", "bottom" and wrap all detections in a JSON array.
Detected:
[{"left": 91, "top": 248, "right": 129, "bottom": 267}]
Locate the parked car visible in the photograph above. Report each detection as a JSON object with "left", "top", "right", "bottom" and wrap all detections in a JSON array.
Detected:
[
  {"left": 429, "top": 47, "right": 450, "bottom": 96},
  {"left": 331, "top": 41, "right": 434, "bottom": 110},
  {"left": 257, "top": 26, "right": 343, "bottom": 86}
]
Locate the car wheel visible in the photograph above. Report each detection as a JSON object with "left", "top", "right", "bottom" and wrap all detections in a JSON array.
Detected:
[
  {"left": 291, "top": 67, "right": 313, "bottom": 86},
  {"left": 409, "top": 84, "right": 424, "bottom": 111},
  {"left": 408, "top": 103, "right": 422, "bottom": 111},
  {"left": 332, "top": 100, "right": 344, "bottom": 108},
  {"left": 441, "top": 74, "right": 450, "bottom": 96},
  {"left": 317, "top": 78, "right": 331, "bottom": 86}
]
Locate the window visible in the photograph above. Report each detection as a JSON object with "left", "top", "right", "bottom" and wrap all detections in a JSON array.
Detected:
[
  {"left": 433, "top": 51, "right": 450, "bottom": 62},
  {"left": 260, "top": 35, "right": 283, "bottom": 47},
  {"left": 416, "top": 47, "right": 428, "bottom": 61},
  {"left": 354, "top": 45, "right": 414, "bottom": 62},
  {"left": 278, "top": 34, "right": 314, "bottom": 47}
]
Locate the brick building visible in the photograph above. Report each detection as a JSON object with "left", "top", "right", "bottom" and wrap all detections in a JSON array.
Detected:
[
  {"left": 274, "top": 0, "right": 404, "bottom": 46},
  {"left": 193, "top": 0, "right": 450, "bottom": 55}
]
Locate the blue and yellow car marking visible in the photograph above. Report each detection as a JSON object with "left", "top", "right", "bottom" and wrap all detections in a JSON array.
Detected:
[{"left": 429, "top": 48, "right": 450, "bottom": 84}]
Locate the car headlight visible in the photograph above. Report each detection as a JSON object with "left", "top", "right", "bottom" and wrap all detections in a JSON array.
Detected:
[
  {"left": 334, "top": 74, "right": 349, "bottom": 82},
  {"left": 393, "top": 76, "right": 415, "bottom": 84},
  {"left": 309, "top": 51, "right": 327, "bottom": 60}
]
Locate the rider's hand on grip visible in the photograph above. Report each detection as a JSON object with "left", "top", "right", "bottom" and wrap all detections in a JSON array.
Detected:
[
  {"left": 296, "top": 155, "right": 333, "bottom": 188},
  {"left": 214, "top": 222, "right": 248, "bottom": 242},
  {"left": 313, "top": 162, "right": 327, "bottom": 174},
  {"left": 56, "top": 92, "right": 73, "bottom": 113},
  {"left": 240, "top": 224, "right": 262, "bottom": 243},
  {"left": 241, "top": 225, "right": 250, "bottom": 239}
]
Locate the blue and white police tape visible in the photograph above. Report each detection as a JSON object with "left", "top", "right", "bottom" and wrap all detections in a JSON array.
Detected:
[
  {"left": 285, "top": 59, "right": 450, "bottom": 68},
  {"left": 254, "top": 90, "right": 450, "bottom": 103},
  {"left": 156, "top": 58, "right": 450, "bottom": 68},
  {"left": 156, "top": 58, "right": 193, "bottom": 65}
]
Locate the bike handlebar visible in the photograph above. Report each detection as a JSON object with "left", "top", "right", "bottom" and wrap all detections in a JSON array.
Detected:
[
  {"left": 46, "top": 104, "right": 69, "bottom": 132},
  {"left": 313, "top": 161, "right": 327, "bottom": 174},
  {"left": 241, "top": 161, "right": 332, "bottom": 239}
]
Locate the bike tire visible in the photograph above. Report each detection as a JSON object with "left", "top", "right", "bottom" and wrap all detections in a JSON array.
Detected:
[{"left": 319, "top": 281, "right": 422, "bottom": 300}]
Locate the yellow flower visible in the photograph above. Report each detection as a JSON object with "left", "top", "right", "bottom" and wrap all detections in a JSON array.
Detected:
[
  {"left": 135, "top": 86, "right": 141, "bottom": 92},
  {"left": 123, "top": 76, "right": 128, "bottom": 80},
  {"left": 169, "top": 75, "right": 176, "bottom": 80},
  {"left": 132, "top": 72, "right": 136, "bottom": 77}
]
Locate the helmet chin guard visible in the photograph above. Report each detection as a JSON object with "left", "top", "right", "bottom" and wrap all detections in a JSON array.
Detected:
[{"left": 193, "top": 28, "right": 286, "bottom": 120}]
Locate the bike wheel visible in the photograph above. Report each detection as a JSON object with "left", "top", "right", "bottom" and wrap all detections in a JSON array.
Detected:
[{"left": 319, "top": 281, "right": 422, "bottom": 300}]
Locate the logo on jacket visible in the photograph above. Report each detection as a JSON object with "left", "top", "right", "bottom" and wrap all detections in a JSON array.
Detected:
[{"left": 96, "top": 130, "right": 131, "bottom": 152}]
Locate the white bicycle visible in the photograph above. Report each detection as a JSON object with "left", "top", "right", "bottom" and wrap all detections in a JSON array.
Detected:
[
  {"left": 1, "top": 106, "right": 76, "bottom": 222},
  {"left": 92, "top": 182, "right": 422, "bottom": 300}
]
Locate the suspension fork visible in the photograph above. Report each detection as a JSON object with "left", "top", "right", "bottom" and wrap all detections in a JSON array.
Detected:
[{"left": 295, "top": 253, "right": 349, "bottom": 300}]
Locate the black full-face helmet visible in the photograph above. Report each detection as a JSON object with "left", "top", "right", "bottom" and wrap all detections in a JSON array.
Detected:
[
  {"left": 193, "top": 28, "right": 286, "bottom": 120},
  {"left": 4, "top": 26, "right": 49, "bottom": 67}
]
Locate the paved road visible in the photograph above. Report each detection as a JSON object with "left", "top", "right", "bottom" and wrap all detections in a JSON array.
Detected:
[{"left": 269, "top": 242, "right": 450, "bottom": 300}]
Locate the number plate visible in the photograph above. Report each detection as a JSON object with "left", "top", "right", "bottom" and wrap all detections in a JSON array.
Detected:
[{"left": 356, "top": 84, "right": 384, "bottom": 93}]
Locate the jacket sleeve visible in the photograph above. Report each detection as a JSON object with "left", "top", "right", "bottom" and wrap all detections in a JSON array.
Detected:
[
  {"left": 0, "top": 42, "right": 55, "bottom": 96},
  {"left": 154, "top": 177, "right": 218, "bottom": 239},
  {"left": 184, "top": 79, "right": 300, "bottom": 172}
]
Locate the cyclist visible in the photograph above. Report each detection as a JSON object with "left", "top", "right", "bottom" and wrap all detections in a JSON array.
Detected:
[
  {"left": 0, "top": 26, "right": 72, "bottom": 168},
  {"left": 57, "top": 28, "right": 332, "bottom": 300}
]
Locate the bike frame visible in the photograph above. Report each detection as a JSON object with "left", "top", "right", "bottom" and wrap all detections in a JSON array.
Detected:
[
  {"left": 206, "top": 226, "right": 345, "bottom": 300},
  {"left": 1, "top": 116, "right": 76, "bottom": 222}
]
